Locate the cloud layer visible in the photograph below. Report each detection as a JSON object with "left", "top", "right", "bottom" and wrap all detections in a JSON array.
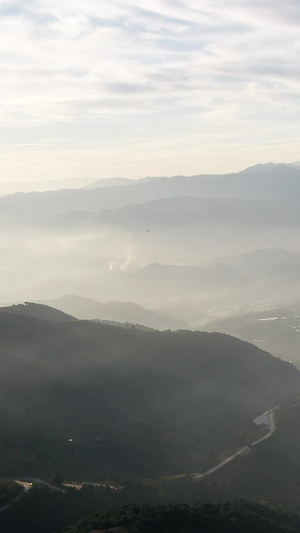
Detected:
[{"left": 0, "top": 0, "right": 299, "bottom": 180}]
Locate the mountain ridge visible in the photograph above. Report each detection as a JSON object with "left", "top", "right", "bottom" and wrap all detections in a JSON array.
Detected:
[{"left": 0, "top": 312, "right": 298, "bottom": 478}]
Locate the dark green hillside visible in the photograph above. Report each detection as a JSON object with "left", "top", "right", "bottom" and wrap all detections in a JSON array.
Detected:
[
  {"left": 65, "top": 501, "right": 300, "bottom": 533},
  {"left": 0, "top": 302, "right": 76, "bottom": 322},
  {"left": 2, "top": 483, "right": 300, "bottom": 533},
  {"left": 0, "top": 312, "right": 298, "bottom": 478}
]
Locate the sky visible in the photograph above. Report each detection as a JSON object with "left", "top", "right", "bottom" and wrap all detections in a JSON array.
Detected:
[{"left": 0, "top": 0, "right": 300, "bottom": 183}]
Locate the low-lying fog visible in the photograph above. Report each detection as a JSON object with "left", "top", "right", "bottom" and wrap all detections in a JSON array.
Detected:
[{"left": 2, "top": 162, "right": 300, "bottom": 338}]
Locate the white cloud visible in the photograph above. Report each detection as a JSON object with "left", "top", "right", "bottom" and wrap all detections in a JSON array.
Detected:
[{"left": 0, "top": 0, "right": 299, "bottom": 180}]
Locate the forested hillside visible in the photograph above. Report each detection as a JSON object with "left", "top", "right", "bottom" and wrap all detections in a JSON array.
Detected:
[
  {"left": 65, "top": 500, "right": 300, "bottom": 533},
  {"left": 0, "top": 309, "right": 298, "bottom": 479}
]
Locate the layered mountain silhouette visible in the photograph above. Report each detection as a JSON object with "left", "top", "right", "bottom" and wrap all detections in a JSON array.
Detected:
[
  {"left": 1, "top": 163, "right": 300, "bottom": 221},
  {"left": 39, "top": 295, "right": 188, "bottom": 330}
]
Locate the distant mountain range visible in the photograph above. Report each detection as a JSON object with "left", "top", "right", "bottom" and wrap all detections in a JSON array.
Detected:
[
  {"left": 102, "top": 262, "right": 253, "bottom": 305},
  {"left": 205, "top": 307, "right": 300, "bottom": 366},
  {"left": 1, "top": 163, "right": 300, "bottom": 222},
  {"left": 1, "top": 162, "right": 300, "bottom": 519},
  {"left": 1, "top": 162, "right": 300, "bottom": 322},
  {"left": 206, "top": 248, "right": 299, "bottom": 276},
  {"left": 0, "top": 177, "right": 93, "bottom": 196},
  {"left": 38, "top": 295, "right": 188, "bottom": 330}
]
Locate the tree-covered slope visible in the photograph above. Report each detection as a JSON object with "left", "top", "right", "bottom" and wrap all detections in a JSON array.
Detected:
[
  {"left": 0, "top": 312, "right": 299, "bottom": 478},
  {"left": 2, "top": 484, "right": 300, "bottom": 533},
  {"left": 65, "top": 501, "right": 300, "bottom": 533},
  {"left": 0, "top": 302, "right": 76, "bottom": 322}
]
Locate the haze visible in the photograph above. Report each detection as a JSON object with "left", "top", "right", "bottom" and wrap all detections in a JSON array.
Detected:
[
  {"left": 1, "top": 162, "right": 300, "bottom": 360},
  {"left": 2, "top": 3, "right": 300, "bottom": 529}
]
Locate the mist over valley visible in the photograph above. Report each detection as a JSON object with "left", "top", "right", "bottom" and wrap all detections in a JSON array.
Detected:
[
  {"left": 2, "top": 1, "right": 300, "bottom": 529},
  {"left": 2, "top": 163, "right": 300, "bottom": 531}
]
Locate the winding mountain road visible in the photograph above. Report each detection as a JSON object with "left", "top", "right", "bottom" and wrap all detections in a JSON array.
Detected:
[
  {"left": 192, "top": 405, "right": 279, "bottom": 479},
  {"left": 251, "top": 407, "right": 277, "bottom": 445},
  {"left": 0, "top": 404, "right": 281, "bottom": 513}
]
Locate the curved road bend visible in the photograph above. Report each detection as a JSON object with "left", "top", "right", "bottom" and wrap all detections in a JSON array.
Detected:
[
  {"left": 0, "top": 405, "right": 281, "bottom": 509},
  {"left": 192, "top": 405, "right": 279, "bottom": 479}
]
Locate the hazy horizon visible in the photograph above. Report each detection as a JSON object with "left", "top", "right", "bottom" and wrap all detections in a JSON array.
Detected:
[
  {"left": 2, "top": 3, "right": 300, "bottom": 521},
  {"left": 0, "top": 159, "right": 299, "bottom": 194},
  {"left": 0, "top": 1, "right": 300, "bottom": 183},
  {"left": 0, "top": 163, "right": 300, "bottom": 342}
]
